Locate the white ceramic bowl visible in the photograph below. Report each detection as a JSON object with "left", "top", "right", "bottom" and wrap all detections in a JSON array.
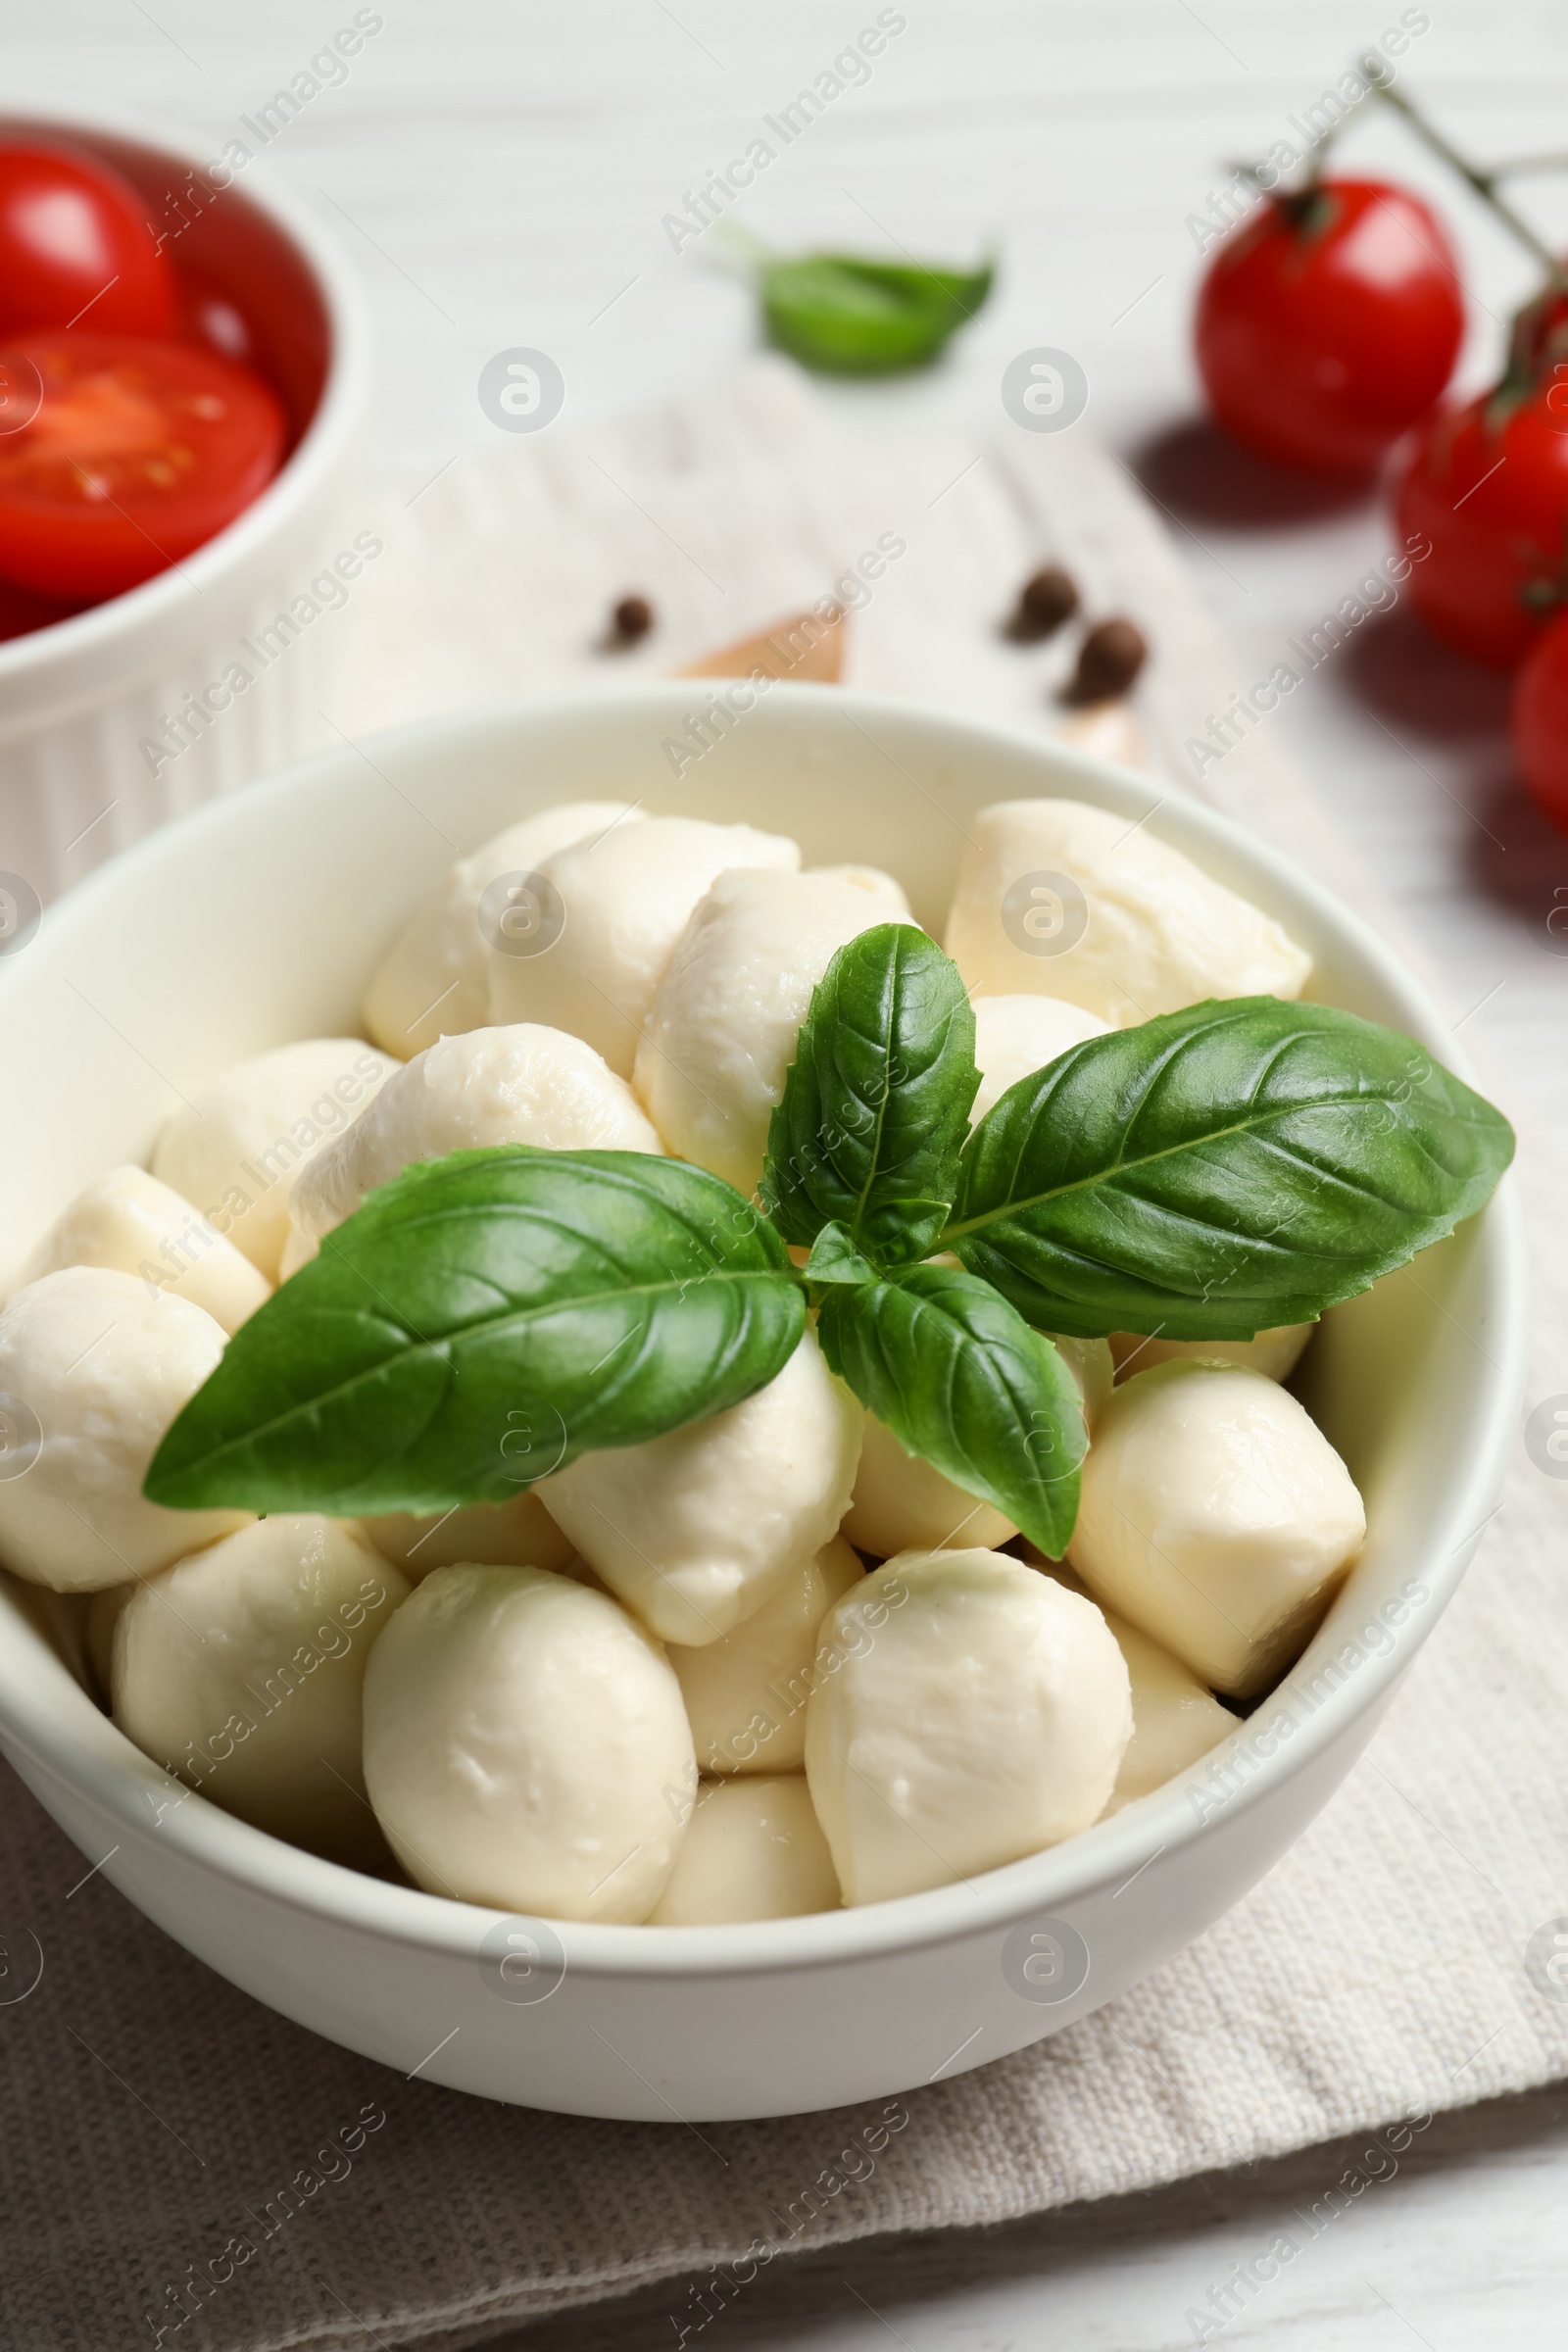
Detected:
[
  {"left": 0, "top": 107, "right": 369, "bottom": 903},
  {"left": 0, "top": 685, "right": 1528, "bottom": 2121}
]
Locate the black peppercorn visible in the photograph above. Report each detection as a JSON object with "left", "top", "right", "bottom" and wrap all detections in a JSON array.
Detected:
[
  {"left": 1008, "top": 564, "right": 1080, "bottom": 642},
  {"left": 609, "top": 594, "right": 654, "bottom": 647},
  {"left": 1062, "top": 615, "right": 1148, "bottom": 705}
]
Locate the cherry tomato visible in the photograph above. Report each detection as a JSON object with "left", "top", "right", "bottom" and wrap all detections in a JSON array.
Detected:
[
  {"left": 1511, "top": 609, "right": 1568, "bottom": 829},
  {"left": 1195, "top": 178, "right": 1464, "bottom": 476},
  {"left": 0, "top": 334, "right": 285, "bottom": 602},
  {"left": 0, "top": 141, "right": 176, "bottom": 339},
  {"left": 1512, "top": 283, "right": 1568, "bottom": 379},
  {"left": 1394, "top": 387, "right": 1568, "bottom": 668},
  {"left": 176, "top": 270, "right": 257, "bottom": 368}
]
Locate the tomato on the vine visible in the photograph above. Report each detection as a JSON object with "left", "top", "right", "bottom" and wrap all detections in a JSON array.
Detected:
[
  {"left": 1394, "top": 387, "right": 1568, "bottom": 668},
  {"left": 0, "top": 141, "right": 176, "bottom": 340},
  {"left": 0, "top": 334, "right": 285, "bottom": 602},
  {"left": 1195, "top": 177, "right": 1464, "bottom": 475},
  {"left": 1511, "top": 609, "right": 1568, "bottom": 829}
]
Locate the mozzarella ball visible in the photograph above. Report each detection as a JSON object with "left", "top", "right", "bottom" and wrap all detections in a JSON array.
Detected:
[
  {"left": 0, "top": 1268, "right": 247, "bottom": 1592},
  {"left": 1054, "top": 1333, "right": 1115, "bottom": 1431},
  {"left": 21, "top": 1164, "right": 270, "bottom": 1335},
  {"left": 1109, "top": 1325, "right": 1314, "bottom": 1385},
  {"left": 806, "top": 1548, "right": 1132, "bottom": 1904},
  {"left": 1035, "top": 1559, "right": 1233, "bottom": 1812},
  {"left": 363, "top": 1565, "right": 696, "bottom": 1922},
  {"left": 944, "top": 799, "right": 1311, "bottom": 1026},
  {"left": 362, "top": 1489, "right": 574, "bottom": 1582},
  {"left": 971, "top": 994, "right": 1109, "bottom": 1123},
  {"left": 1103, "top": 1610, "right": 1234, "bottom": 1810},
  {"left": 363, "top": 801, "right": 646, "bottom": 1057},
  {"left": 284, "top": 1023, "right": 662, "bottom": 1261},
  {"left": 807, "top": 863, "right": 911, "bottom": 916},
  {"left": 559, "top": 1552, "right": 611, "bottom": 1592},
  {"left": 668, "top": 1533, "right": 862, "bottom": 1773},
  {"left": 540, "top": 1328, "right": 862, "bottom": 1646},
  {"left": 636, "top": 868, "right": 918, "bottom": 1192},
  {"left": 487, "top": 815, "right": 800, "bottom": 1077},
  {"left": 1069, "top": 1359, "right": 1365, "bottom": 1698},
  {"left": 152, "top": 1039, "right": 397, "bottom": 1279},
  {"left": 113, "top": 1516, "right": 407, "bottom": 1866},
  {"left": 649, "top": 1777, "right": 841, "bottom": 1924},
  {"left": 843, "top": 1415, "right": 1016, "bottom": 1558}
]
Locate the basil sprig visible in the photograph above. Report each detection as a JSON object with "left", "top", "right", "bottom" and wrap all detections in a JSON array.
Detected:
[
  {"left": 147, "top": 925, "right": 1512, "bottom": 1560},
  {"left": 760, "top": 253, "right": 993, "bottom": 375}
]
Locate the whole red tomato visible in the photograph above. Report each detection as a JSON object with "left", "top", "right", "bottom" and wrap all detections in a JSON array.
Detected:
[
  {"left": 1511, "top": 609, "right": 1568, "bottom": 828},
  {"left": 0, "top": 141, "right": 176, "bottom": 339},
  {"left": 0, "top": 334, "right": 284, "bottom": 602},
  {"left": 1196, "top": 178, "right": 1464, "bottom": 475},
  {"left": 1395, "top": 388, "right": 1568, "bottom": 667}
]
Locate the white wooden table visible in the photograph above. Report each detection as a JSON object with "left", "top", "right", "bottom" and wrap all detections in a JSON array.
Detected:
[{"left": 12, "top": 3, "right": 1568, "bottom": 2341}]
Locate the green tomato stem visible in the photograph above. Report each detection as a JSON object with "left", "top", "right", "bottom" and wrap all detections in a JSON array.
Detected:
[
  {"left": 1486, "top": 151, "right": 1568, "bottom": 182},
  {"left": 1367, "top": 65, "right": 1568, "bottom": 290}
]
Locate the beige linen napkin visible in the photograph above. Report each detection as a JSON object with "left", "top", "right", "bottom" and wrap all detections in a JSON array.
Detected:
[{"left": 2, "top": 365, "right": 1565, "bottom": 2352}]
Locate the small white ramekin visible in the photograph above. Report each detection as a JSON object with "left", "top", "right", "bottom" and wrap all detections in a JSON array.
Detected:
[{"left": 0, "top": 106, "right": 370, "bottom": 904}]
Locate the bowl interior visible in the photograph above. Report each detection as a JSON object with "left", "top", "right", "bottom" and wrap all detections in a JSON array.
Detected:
[{"left": 0, "top": 684, "right": 1527, "bottom": 1962}]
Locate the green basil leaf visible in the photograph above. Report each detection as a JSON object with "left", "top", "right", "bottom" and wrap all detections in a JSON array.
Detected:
[
  {"left": 803, "top": 1222, "right": 878, "bottom": 1288},
  {"left": 145, "top": 1148, "right": 805, "bottom": 1517},
  {"left": 946, "top": 998, "right": 1515, "bottom": 1339},
  {"left": 760, "top": 923, "right": 978, "bottom": 1266},
  {"left": 816, "top": 1263, "right": 1084, "bottom": 1559},
  {"left": 760, "top": 253, "right": 993, "bottom": 375}
]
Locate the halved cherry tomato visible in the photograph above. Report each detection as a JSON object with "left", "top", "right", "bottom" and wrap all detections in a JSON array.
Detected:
[
  {"left": 1511, "top": 608, "right": 1568, "bottom": 829},
  {"left": 1395, "top": 387, "right": 1568, "bottom": 668},
  {"left": 0, "top": 141, "right": 176, "bottom": 339},
  {"left": 1196, "top": 178, "right": 1464, "bottom": 476},
  {"left": 0, "top": 334, "right": 284, "bottom": 601}
]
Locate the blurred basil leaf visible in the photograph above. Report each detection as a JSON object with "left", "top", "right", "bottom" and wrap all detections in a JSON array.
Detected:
[{"left": 760, "top": 253, "right": 993, "bottom": 375}]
